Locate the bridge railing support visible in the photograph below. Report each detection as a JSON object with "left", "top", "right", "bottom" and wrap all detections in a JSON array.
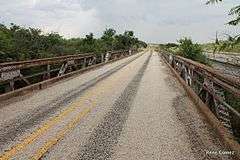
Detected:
[
  {"left": 162, "top": 52, "right": 240, "bottom": 142},
  {"left": 0, "top": 49, "right": 136, "bottom": 96}
]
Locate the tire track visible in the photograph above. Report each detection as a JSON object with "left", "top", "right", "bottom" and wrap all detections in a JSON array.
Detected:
[
  {"left": 76, "top": 53, "right": 152, "bottom": 160},
  {"left": 0, "top": 53, "right": 144, "bottom": 150}
]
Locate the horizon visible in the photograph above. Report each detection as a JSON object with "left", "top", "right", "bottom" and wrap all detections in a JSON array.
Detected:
[{"left": 1, "top": 0, "right": 240, "bottom": 43}]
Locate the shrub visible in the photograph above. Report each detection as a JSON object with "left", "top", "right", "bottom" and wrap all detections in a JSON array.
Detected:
[{"left": 178, "top": 38, "right": 209, "bottom": 64}]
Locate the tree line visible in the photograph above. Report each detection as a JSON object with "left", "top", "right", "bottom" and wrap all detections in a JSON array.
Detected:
[{"left": 0, "top": 23, "right": 147, "bottom": 62}]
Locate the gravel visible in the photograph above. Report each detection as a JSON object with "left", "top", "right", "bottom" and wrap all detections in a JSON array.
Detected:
[
  {"left": 0, "top": 53, "right": 143, "bottom": 151},
  {"left": 110, "top": 52, "right": 234, "bottom": 160},
  {"left": 0, "top": 50, "right": 235, "bottom": 160},
  {"left": 75, "top": 54, "right": 152, "bottom": 160}
]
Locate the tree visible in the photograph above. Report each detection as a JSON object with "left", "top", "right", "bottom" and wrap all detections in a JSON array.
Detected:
[
  {"left": 101, "top": 28, "right": 116, "bottom": 51},
  {"left": 178, "top": 38, "right": 208, "bottom": 64},
  {"left": 206, "top": 0, "right": 240, "bottom": 25},
  {"left": 0, "top": 23, "right": 146, "bottom": 62},
  {"left": 206, "top": 0, "right": 240, "bottom": 50}
]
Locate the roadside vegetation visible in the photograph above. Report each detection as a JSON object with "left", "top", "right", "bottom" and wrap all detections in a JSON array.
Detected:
[
  {"left": 159, "top": 38, "right": 209, "bottom": 65},
  {"left": 0, "top": 23, "right": 147, "bottom": 62},
  {"left": 159, "top": 0, "right": 240, "bottom": 62},
  {"left": 178, "top": 38, "right": 208, "bottom": 64},
  {"left": 203, "top": 0, "right": 240, "bottom": 54},
  {"left": 201, "top": 42, "right": 240, "bottom": 54}
]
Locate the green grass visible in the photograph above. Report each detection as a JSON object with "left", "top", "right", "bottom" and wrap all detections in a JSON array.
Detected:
[{"left": 201, "top": 43, "right": 240, "bottom": 54}]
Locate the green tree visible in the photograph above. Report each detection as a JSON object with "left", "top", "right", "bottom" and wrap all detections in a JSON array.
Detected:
[
  {"left": 0, "top": 23, "right": 146, "bottom": 62},
  {"left": 207, "top": 0, "right": 240, "bottom": 26},
  {"left": 178, "top": 38, "right": 208, "bottom": 64},
  {"left": 101, "top": 28, "right": 116, "bottom": 51},
  {"left": 206, "top": 0, "right": 240, "bottom": 50}
]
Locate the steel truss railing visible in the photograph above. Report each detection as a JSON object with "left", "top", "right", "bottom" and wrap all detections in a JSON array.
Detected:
[
  {"left": 162, "top": 52, "right": 240, "bottom": 141},
  {"left": 0, "top": 50, "right": 136, "bottom": 94}
]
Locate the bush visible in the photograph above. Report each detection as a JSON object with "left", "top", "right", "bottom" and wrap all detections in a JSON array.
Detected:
[
  {"left": 178, "top": 38, "right": 209, "bottom": 64},
  {"left": 0, "top": 24, "right": 147, "bottom": 62}
]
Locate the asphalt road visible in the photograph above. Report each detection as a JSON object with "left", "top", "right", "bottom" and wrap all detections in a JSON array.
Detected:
[{"left": 0, "top": 50, "right": 234, "bottom": 160}]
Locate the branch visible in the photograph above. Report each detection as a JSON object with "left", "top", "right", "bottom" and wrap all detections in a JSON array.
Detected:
[{"left": 206, "top": 0, "right": 223, "bottom": 5}]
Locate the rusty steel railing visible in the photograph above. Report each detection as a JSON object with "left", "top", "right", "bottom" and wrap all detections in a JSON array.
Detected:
[
  {"left": 0, "top": 49, "right": 135, "bottom": 94},
  {"left": 162, "top": 52, "right": 240, "bottom": 141}
]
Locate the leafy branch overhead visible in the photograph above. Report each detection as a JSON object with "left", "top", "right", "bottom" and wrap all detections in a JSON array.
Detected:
[
  {"left": 207, "top": 0, "right": 240, "bottom": 26},
  {"left": 206, "top": 0, "right": 222, "bottom": 4},
  {"left": 206, "top": 0, "right": 240, "bottom": 52},
  {"left": 228, "top": 5, "right": 240, "bottom": 25}
]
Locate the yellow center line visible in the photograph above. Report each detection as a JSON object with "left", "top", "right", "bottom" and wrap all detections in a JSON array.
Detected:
[
  {"left": 0, "top": 91, "right": 92, "bottom": 160},
  {"left": 0, "top": 54, "right": 144, "bottom": 160},
  {"left": 31, "top": 53, "right": 147, "bottom": 159},
  {"left": 31, "top": 107, "right": 92, "bottom": 160}
]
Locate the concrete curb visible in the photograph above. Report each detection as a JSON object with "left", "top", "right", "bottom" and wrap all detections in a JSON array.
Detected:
[{"left": 160, "top": 53, "right": 240, "bottom": 160}]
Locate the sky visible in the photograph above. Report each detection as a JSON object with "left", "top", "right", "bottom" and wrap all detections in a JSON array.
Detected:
[{"left": 0, "top": 0, "right": 239, "bottom": 43}]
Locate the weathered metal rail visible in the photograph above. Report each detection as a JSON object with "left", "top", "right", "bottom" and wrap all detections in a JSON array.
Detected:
[
  {"left": 161, "top": 52, "right": 240, "bottom": 143},
  {"left": 0, "top": 50, "right": 135, "bottom": 95}
]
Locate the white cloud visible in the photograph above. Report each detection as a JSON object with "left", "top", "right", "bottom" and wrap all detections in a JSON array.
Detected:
[
  {"left": 0, "top": 0, "right": 102, "bottom": 38},
  {"left": 0, "top": 0, "right": 239, "bottom": 43}
]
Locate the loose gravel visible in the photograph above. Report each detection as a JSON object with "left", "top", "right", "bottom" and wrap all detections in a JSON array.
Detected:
[
  {"left": 0, "top": 53, "right": 143, "bottom": 151},
  {"left": 0, "top": 51, "right": 235, "bottom": 160},
  {"left": 76, "top": 54, "right": 152, "bottom": 160}
]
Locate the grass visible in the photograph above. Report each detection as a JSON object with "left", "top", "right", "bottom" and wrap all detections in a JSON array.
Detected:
[{"left": 201, "top": 43, "right": 240, "bottom": 55}]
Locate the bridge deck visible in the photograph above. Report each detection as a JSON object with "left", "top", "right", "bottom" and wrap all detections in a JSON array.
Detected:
[{"left": 0, "top": 51, "right": 233, "bottom": 160}]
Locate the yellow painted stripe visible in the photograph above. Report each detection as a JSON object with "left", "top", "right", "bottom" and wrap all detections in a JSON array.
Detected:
[
  {"left": 30, "top": 54, "right": 143, "bottom": 159},
  {"left": 31, "top": 108, "right": 91, "bottom": 160},
  {"left": 0, "top": 92, "right": 92, "bottom": 160},
  {"left": 0, "top": 53, "right": 141, "bottom": 160}
]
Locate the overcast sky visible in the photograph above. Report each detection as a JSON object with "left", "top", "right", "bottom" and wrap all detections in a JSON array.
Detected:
[{"left": 0, "top": 0, "right": 239, "bottom": 43}]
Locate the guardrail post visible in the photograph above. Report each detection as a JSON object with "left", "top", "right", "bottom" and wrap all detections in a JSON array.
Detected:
[
  {"left": 88, "top": 57, "right": 96, "bottom": 66},
  {"left": 169, "top": 54, "right": 173, "bottom": 66},
  {"left": 129, "top": 50, "right": 132, "bottom": 55},
  {"left": 105, "top": 52, "right": 110, "bottom": 62},
  {"left": 101, "top": 53, "right": 105, "bottom": 63},
  {"left": 9, "top": 80, "right": 14, "bottom": 91},
  {"left": 83, "top": 57, "right": 87, "bottom": 68},
  {"left": 58, "top": 62, "right": 68, "bottom": 77},
  {"left": 46, "top": 64, "right": 51, "bottom": 79}
]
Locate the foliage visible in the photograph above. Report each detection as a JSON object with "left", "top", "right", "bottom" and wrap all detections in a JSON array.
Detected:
[
  {"left": 158, "top": 43, "right": 179, "bottom": 53},
  {"left": 201, "top": 41, "right": 240, "bottom": 54},
  {"left": 158, "top": 39, "right": 208, "bottom": 64},
  {"left": 178, "top": 38, "right": 208, "bottom": 64},
  {"left": 206, "top": 0, "right": 240, "bottom": 26},
  {"left": 0, "top": 24, "right": 147, "bottom": 62},
  {"left": 206, "top": 0, "right": 240, "bottom": 51}
]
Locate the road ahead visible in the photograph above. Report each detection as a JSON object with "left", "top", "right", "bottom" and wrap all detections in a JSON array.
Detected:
[{"left": 0, "top": 51, "right": 233, "bottom": 160}]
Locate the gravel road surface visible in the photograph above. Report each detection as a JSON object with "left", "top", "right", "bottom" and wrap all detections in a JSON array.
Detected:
[{"left": 0, "top": 50, "right": 235, "bottom": 160}]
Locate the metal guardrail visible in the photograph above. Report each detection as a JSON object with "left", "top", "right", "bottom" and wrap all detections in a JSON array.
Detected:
[
  {"left": 0, "top": 50, "right": 135, "bottom": 94},
  {"left": 162, "top": 52, "right": 240, "bottom": 141}
]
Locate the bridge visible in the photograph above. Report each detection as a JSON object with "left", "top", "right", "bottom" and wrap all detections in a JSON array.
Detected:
[{"left": 0, "top": 49, "right": 239, "bottom": 160}]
